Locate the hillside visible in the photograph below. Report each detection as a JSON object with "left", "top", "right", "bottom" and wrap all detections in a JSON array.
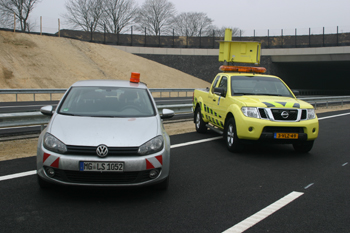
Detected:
[{"left": 0, "top": 30, "right": 210, "bottom": 101}]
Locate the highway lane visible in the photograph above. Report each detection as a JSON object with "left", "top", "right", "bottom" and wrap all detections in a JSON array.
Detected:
[{"left": 0, "top": 110, "right": 349, "bottom": 233}]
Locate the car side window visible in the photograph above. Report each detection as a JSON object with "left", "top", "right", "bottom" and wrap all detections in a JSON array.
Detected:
[
  {"left": 211, "top": 75, "right": 221, "bottom": 94},
  {"left": 218, "top": 76, "right": 228, "bottom": 92}
]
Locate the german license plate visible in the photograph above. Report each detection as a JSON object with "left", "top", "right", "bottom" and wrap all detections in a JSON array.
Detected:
[
  {"left": 79, "top": 162, "right": 124, "bottom": 172},
  {"left": 274, "top": 133, "right": 298, "bottom": 139}
]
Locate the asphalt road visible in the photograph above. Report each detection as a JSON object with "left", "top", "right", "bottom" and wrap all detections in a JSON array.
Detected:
[{"left": 0, "top": 110, "right": 349, "bottom": 233}]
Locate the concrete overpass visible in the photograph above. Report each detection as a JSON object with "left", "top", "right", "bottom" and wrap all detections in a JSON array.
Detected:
[{"left": 113, "top": 45, "right": 350, "bottom": 95}]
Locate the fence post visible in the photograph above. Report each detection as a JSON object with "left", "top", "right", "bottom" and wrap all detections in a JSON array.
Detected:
[
  {"left": 40, "top": 16, "right": 42, "bottom": 35},
  {"left": 337, "top": 26, "right": 339, "bottom": 46},
  {"left": 253, "top": 29, "right": 255, "bottom": 40},
  {"left": 199, "top": 29, "right": 201, "bottom": 48},
  {"left": 281, "top": 29, "right": 283, "bottom": 47},
  {"left": 173, "top": 29, "right": 175, "bottom": 48},
  {"left": 104, "top": 24, "right": 106, "bottom": 44},
  {"left": 58, "top": 19, "right": 60, "bottom": 37},
  {"left": 322, "top": 27, "right": 325, "bottom": 47},
  {"left": 212, "top": 30, "right": 215, "bottom": 48},
  {"left": 267, "top": 29, "right": 269, "bottom": 48},
  {"left": 158, "top": 28, "right": 160, "bottom": 47},
  {"left": 309, "top": 28, "right": 311, "bottom": 47},
  {"left": 295, "top": 28, "right": 297, "bottom": 47},
  {"left": 90, "top": 22, "right": 93, "bottom": 42},
  {"left": 13, "top": 13, "right": 16, "bottom": 32},
  {"left": 240, "top": 30, "right": 242, "bottom": 40},
  {"left": 131, "top": 26, "right": 133, "bottom": 46},
  {"left": 117, "top": 27, "right": 119, "bottom": 45},
  {"left": 144, "top": 27, "right": 147, "bottom": 46}
]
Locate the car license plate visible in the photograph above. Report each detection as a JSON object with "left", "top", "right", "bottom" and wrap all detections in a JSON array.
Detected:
[
  {"left": 274, "top": 133, "right": 298, "bottom": 139},
  {"left": 79, "top": 162, "right": 124, "bottom": 172}
]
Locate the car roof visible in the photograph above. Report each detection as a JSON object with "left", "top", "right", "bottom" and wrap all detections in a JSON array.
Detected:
[{"left": 71, "top": 80, "right": 148, "bottom": 89}]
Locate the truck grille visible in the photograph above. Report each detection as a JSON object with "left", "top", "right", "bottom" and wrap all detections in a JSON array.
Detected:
[{"left": 258, "top": 108, "right": 307, "bottom": 121}]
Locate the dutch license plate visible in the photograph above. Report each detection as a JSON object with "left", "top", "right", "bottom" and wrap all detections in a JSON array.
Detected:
[
  {"left": 274, "top": 133, "right": 299, "bottom": 139},
  {"left": 79, "top": 162, "right": 124, "bottom": 172}
]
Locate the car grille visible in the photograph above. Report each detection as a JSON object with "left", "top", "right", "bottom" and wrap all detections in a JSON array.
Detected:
[
  {"left": 66, "top": 145, "right": 139, "bottom": 156},
  {"left": 258, "top": 108, "right": 307, "bottom": 121},
  {"left": 48, "top": 168, "right": 160, "bottom": 184}
]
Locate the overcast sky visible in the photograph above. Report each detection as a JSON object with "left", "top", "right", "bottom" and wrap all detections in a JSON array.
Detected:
[{"left": 31, "top": 0, "right": 350, "bottom": 35}]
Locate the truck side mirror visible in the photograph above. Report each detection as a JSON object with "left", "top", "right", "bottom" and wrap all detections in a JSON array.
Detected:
[{"left": 214, "top": 87, "right": 226, "bottom": 97}]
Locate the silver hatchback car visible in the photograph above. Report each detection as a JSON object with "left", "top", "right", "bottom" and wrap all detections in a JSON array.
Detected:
[{"left": 37, "top": 76, "right": 174, "bottom": 190}]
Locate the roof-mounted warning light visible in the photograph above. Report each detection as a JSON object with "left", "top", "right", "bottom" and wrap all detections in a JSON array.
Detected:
[
  {"left": 219, "top": 65, "right": 266, "bottom": 74},
  {"left": 130, "top": 72, "right": 140, "bottom": 83}
]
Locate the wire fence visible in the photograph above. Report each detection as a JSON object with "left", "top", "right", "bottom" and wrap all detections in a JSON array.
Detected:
[{"left": 2, "top": 15, "right": 350, "bottom": 49}]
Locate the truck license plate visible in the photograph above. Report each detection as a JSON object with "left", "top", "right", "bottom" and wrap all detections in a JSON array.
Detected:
[
  {"left": 274, "top": 133, "right": 298, "bottom": 139},
  {"left": 79, "top": 162, "right": 124, "bottom": 172}
]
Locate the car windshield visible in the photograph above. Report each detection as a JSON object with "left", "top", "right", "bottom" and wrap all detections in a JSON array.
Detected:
[
  {"left": 58, "top": 86, "right": 156, "bottom": 117},
  {"left": 231, "top": 76, "right": 293, "bottom": 97}
]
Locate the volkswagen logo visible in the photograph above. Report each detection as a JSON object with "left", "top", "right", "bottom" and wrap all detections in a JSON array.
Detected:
[
  {"left": 281, "top": 111, "right": 289, "bottom": 119},
  {"left": 96, "top": 145, "right": 108, "bottom": 158}
]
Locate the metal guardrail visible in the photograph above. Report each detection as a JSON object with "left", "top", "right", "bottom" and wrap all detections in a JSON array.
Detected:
[
  {"left": 1, "top": 94, "right": 350, "bottom": 130},
  {"left": 0, "top": 88, "right": 195, "bottom": 101}
]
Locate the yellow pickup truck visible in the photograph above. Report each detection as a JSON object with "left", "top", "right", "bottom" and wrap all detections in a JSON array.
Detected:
[{"left": 193, "top": 65, "right": 319, "bottom": 153}]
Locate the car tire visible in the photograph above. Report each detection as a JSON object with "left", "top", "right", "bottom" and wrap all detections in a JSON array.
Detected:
[
  {"left": 153, "top": 176, "right": 169, "bottom": 190},
  {"left": 37, "top": 175, "right": 52, "bottom": 189},
  {"left": 195, "top": 107, "right": 207, "bottom": 133},
  {"left": 225, "top": 117, "right": 243, "bottom": 152},
  {"left": 293, "top": 141, "right": 314, "bottom": 153}
]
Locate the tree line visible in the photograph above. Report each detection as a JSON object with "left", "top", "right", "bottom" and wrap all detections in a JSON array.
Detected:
[{"left": 0, "top": 0, "right": 240, "bottom": 37}]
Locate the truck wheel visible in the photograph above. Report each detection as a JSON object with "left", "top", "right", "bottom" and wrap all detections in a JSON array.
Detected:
[
  {"left": 225, "top": 118, "right": 243, "bottom": 152},
  {"left": 293, "top": 141, "right": 314, "bottom": 153},
  {"left": 195, "top": 107, "right": 207, "bottom": 133}
]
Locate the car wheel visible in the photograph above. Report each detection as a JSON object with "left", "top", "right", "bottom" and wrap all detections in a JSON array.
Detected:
[
  {"left": 225, "top": 118, "right": 243, "bottom": 152},
  {"left": 293, "top": 141, "right": 314, "bottom": 153},
  {"left": 153, "top": 176, "right": 169, "bottom": 190},
  {"left": 195, "top": 107, "right": 207, "bottom": 133},
  {"left": 37, "top": 175, "right": 52, "bottom": 189}
]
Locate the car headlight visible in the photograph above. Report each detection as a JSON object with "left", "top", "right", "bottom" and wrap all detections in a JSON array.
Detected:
[
  {"left": 138, "top": 135, "right": 164, "bottom": 155},
  {"left": 43, "top": 133, "right": 67, "bottom": 154},
  {"left": 241, "top": 107, "right": 259, "bottom": 118},
  {"left": 307, "top": 109, "right": 316, "bottom": 119}
]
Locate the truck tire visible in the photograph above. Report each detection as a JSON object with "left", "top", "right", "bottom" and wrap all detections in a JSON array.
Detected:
[
  {"left": 195, "top": 107, "right": 207, "bottom": 133},
  {"left": 293, "top": 141, "right": 314, "bottom": 153},
  {"left": 225, "top": 118, "right": 243, "bottom": 152}
]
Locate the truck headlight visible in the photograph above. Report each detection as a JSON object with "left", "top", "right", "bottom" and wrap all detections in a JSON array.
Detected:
[
  {"left": 242, "top": 107, "right": 259, "bottom": 118},
  {"left": 307, "top": 109, "right": 316, "bottom": 119},
  {"left": 138, "top": 135, "right": 164, "bottom": 155},
  {"left": 43, "top": 133, "right": 67, "bottom": 154}
]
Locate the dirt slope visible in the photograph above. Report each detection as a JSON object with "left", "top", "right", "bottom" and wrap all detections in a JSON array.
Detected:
[{"left": 0, "top": 30, "right": 210, "bottom": 101}]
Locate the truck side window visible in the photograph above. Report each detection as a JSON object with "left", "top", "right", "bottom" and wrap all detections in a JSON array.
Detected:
[
  {"left": 218, "top": 76, "right": 228, "bottom": 92},
  {"left": 211, "top": 75, "right": 221, "bottom": 94}
]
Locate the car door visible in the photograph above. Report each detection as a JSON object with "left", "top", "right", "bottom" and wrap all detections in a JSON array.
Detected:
[{"left": 211, "top": 75, "right": 229, "bottom": 129}]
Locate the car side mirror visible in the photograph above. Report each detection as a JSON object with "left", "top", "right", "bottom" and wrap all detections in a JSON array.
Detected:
[
  {"left": 161, "top": 109, "right": 175, "bottom": 119},
  {"left": 40, "top": 105, "right": 54, "bottom": 116},
  {"left": 214, "top": 87, "right": 226, "bottom": 97}
]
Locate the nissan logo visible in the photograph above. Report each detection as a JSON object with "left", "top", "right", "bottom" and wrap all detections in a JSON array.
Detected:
[
  {"left": 96, "top": 145, "right": 109, "bottom": 158},
  {"left": 281, "top": 111, "right": 289, "bottom": 119}
]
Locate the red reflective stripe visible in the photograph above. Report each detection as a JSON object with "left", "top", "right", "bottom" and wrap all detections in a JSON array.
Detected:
[
  {"left": 50, "top": 158, "right": 60, "bottom": 168},
  {"left": 43, "top": 153, "right": 50, "bottom": 163},
  {"left": 155, "top": 155, "right": 163, "bottom": 165},
  {"left": 146, "top": 159, "right": 155, "bottom": 170}
]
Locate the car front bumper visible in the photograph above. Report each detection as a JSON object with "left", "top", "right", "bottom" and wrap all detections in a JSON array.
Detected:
[{"left": 37, "top": 145, "right": 170, "bottom": 187}]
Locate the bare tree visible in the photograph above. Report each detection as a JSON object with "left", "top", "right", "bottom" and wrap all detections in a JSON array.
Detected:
[
  {"left": 0, "top": 0, "right": 41, "bottom": 31},
  {"left": 64, "top": 0, "right": 105, "bottom": 32},
  {"left": 135, "top": 0, "right": 176, "bottom": 35},
  {"left": 100, "top": 0, "right": 137, "bottom": 34},
  {"left": 172, "top": 12, "right": 213, "bottom": 37}
]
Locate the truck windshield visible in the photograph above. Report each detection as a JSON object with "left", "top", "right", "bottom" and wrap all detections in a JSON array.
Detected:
[
  {"left": 58, "top": 86, "right": 156, "bottom": 117},
  {"left": 231, "top": 76, "right": 293, "bottom": 97}
]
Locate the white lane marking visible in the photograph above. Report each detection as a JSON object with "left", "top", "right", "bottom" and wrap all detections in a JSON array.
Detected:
[
  {"left": 342, "top": 162, "right": 348, "bottom": 166},
  {"left": 170, "top": 136, "right": 222, "bottom": 149},
  {"left": 318, "top": 112, "right": 350, "bottom": 120},
  {"left": 304, "top": 183, "right": 314, "bottom": 189},
  {"left": 222, "top": 191, "right": 304, "bottom": 233},
  {"left": 0, "top": 170, "right": 37, "bottom": 181}
]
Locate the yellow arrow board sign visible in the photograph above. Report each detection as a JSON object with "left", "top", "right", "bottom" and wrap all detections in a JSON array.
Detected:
[{"left": 219, "top": 41, "right": 261, "bottom": 64}]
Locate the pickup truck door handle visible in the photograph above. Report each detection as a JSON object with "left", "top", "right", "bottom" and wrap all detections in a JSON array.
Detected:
[{"left": 213, "top": 99, "right": 216, "bottom": 102}]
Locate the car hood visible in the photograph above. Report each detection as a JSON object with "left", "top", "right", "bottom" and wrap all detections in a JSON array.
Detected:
[
  {"left": 47, "top": 114, "right": 160, "bottom": 147},
  {"left": 234, "top": 95, "right": 313, "bottom": 108}
]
